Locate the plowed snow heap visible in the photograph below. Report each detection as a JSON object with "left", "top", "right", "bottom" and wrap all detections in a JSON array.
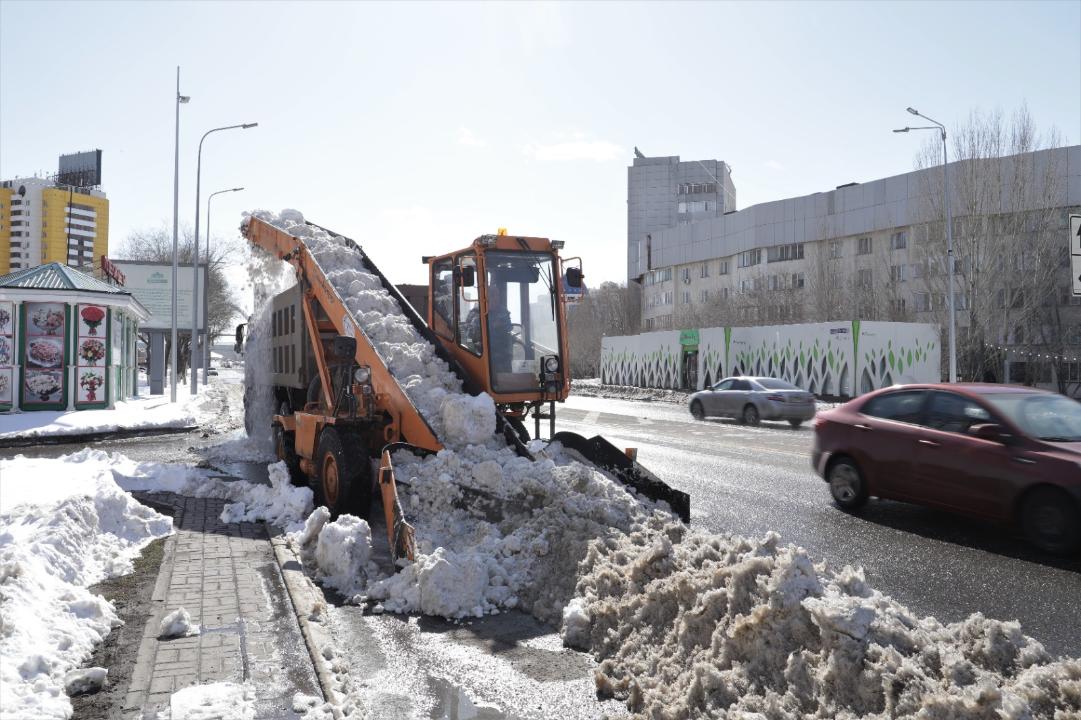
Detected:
[{"left": 247, "top": 210, "right": 1080, "bottom": 720}]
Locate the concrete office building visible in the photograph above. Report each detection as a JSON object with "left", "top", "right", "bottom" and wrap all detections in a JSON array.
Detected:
[
  {"left": 627, "top": 146, "right": 1081, "bottom": 389},
  {"left": 627, "top": 152, "right": 737, "bottom": 281}
]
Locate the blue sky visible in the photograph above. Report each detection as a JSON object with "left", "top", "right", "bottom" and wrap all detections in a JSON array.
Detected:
[{"left": 2, "top": 1, "right": 1078, "bottom": 291}]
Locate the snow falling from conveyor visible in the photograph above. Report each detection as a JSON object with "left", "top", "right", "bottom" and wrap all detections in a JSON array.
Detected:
[{"left": 243, "top": 210, "right": 1081, "bottom": 719}]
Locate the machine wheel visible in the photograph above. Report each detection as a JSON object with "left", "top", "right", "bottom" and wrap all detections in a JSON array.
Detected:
[
  {"left": 506, "top": 416, "right": 532, "bottom": 444},
  {"left": 314, "top": 428, "right": 372, "bottom": 519},
  {"left": 690, "top": 400, "right": 705, "bottom": 420},
  {"left": 273, "top": 401, "right": 305, "bottom": 486},
  {"left": 828, "top": 457, "right": 868, "bottom": 511},
  {"left": 742, "top": 404, "right": 761, "bottom": 426},
  {"left": 1020, "top": 487, "right": 1081, "bottom": 555},
  {"left": 788, "top": 419, "right": 803, "bottom": 429}
]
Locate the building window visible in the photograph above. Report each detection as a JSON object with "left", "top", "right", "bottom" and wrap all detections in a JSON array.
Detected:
[
  {"left": 700, "top": 290, "right": 709, "bottom": 303},
  {"left": 767, "top": 243, "right": 805, "bottom": 263},
  {"left": 738, "top": 249, "right": 762, "bottom": 268},
  {"left": 890, "top": 232, "right": 907, "bottom": 250},
  {"left": 892, "top": 298, "right": 907, "bottom": 314},
  {"left": 699, "top": 263, "right": 709, "bottom": 278},
  {"left": 857, "top": 269, "right": 873, "bottom": 289},
  {"left": 911, "top": 262, "right": 924, "bottom": 279},
  {"left": 718, "top": 260, "right": 729, "bottom": 275},
  {"left": 890, "top": 264, "right": 906, "bottom": 283},
  {"left": 857, "top": 237, "right": 873, "bottom": 255},
  {"left": 720, "top": 287, "right": 729, "bottom": 300},
  {"left": 768, "top": 274, "right": 783, "bottom": 291},
  {"left": 914, "top": 293, "right": 932, "bottom": 312},
  {"left": 792, "top": 272, "right": 805, "bottom": 289},
  {"left": 829, "top": 240, "right": 843, "bottom": 259},
  {"left": 681, "top": 267, "right": 691, "bottom": 282}
]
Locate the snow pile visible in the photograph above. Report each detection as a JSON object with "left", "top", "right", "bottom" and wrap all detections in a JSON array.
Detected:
[
  {"left": 0, "top": 452, "right": 173, "bottom": 719},
  {"left": 220, "top": 461, "right": 314, "bottom": 531},
  {"left": 310, "top": 513, "right": 378, "bottom": 599},
  {"left": 64, "top": 666, "right": 107, "bottom": 696},
  {"left": 248, "top": 209, "right": 465, "bottom": 441},
  {"left": 564, "top": 525, "right": 1081, "bottom": 719},
  {"left": 441, "top": 392, "right": 496, "bottom": 447},
  {"left": 0, "top": 394, "right": 199, "bottom": 441},
  {"left": 159, "top": 608, "right": 200, "bottom": 639},
  {"left": 167, "top": 681, "right": 255, "bottom": 720}
]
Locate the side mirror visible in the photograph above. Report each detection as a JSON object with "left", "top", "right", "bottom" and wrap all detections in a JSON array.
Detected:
[
  {"left": 969, "top": 423, "right": 1009, "bottom": 443},
  {"left": 566, "top": 267, "right": 583, "bottom": 288}
]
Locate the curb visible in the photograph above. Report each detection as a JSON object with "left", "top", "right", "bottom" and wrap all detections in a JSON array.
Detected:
[
  {"left": 268, "top": 529, "right": 344, "bottom": 720},
  {"left": 0, "top": 425, "right": 198, "bottom": 448}
]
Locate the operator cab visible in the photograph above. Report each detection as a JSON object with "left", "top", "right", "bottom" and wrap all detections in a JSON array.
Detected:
[{"left": 425, "top": 231, "right": 582, "bottom": 435}]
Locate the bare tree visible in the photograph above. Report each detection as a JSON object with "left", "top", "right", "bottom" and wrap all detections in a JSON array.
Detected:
[
  {"left": 116, "top": 225, "right": 243, "bottom": 378},
  {"left": 566, "top": 281, "right": 641, "bottom": 377},
  {"left": 913, "top": 104, "right": 1071, "bottom": 384}
]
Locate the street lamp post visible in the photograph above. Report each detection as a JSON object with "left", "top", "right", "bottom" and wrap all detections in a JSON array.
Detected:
[
  {"left": 894, "top": 107, "right": 957, "bottom": 383},
  {"left": 190, "top": 122, "right": 257, "bottom": 395},
  {"left": 171, "top": 67, "right": 190, "bottom": 403},
  {"left": 203, "top": 186, "right": 244, "bottom": 383}
]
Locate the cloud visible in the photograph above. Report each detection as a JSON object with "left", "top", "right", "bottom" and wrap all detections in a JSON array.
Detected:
[
  {"left": 456, "top": 127, "right": 485, "bottom": 147},
  {"left": 522, "top": 139, "right": 624, "bottom": 162},
  {"left": 764, "top": 159, "right": 784, "bottom": 171}
]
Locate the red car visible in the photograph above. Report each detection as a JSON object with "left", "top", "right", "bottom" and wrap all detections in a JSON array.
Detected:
[{"left": 812, "top": 384, "right": 1081, "bottom": 554}]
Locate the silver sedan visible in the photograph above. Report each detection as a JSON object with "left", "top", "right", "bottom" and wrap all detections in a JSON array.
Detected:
[{"left": 688, "top": 376, "right": 816, "bottom": 427}]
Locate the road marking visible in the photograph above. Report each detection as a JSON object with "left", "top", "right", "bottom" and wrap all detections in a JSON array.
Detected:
[{"left": 582, "top": 411, "right": 600, "bottom": 425}]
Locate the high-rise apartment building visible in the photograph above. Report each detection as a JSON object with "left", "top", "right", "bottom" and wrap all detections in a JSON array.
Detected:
[
  {"left": 0, "top": 176, "right": 109, "bottom": 275},
  {"left": 627, "top": 152, "right": 736, "bottom": 281}
]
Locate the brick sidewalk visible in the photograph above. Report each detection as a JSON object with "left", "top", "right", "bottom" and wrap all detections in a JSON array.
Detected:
[{"left": 123, "top": 493, "right": 321, "bottom": 719}]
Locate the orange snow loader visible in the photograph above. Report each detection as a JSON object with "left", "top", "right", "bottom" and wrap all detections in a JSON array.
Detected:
[{"left": 240, "top": 217, "right": 689, "bottom": 563}]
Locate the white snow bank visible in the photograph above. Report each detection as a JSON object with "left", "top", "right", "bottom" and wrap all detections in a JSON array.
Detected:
[
  {"left": 0, "top": 394, "right": 198, "bottom": 441},
  {"left": 159, "top": 607, "right": 200, "bottom": 639},
  {"left": 309, "top": 513, "right": 377, "bottom": 599},
  {"left": 566, "top": 524, "right": 1081, "bottom": 719},
  {"left": 167, "top": 681, "right": 255, "bottom": 720},
  {"left": 63, "top": 666, "right": 108, "bottom": 696},
  {"left": 220, "top": 461, "right": 313, "bottom": 531},
  {"left": 0, "top": 452, "right": 173, "bottom": 719}
]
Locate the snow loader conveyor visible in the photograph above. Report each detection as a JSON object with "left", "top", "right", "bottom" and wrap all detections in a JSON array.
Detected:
[{"left": 241, "top": 215, "right": 689, "bottom": 563}]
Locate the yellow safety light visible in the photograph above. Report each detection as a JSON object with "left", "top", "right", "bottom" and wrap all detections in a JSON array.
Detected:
[{"left": 497, "top": 228, "right": 507, "bottom": 236}]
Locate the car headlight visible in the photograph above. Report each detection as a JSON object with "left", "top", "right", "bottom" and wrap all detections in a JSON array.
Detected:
[
  {"left": 354, "top": 367, "right": 371, "bottom": 383},
  {"left": 543, "top": 356, "right": 561, "bottom": 373}
]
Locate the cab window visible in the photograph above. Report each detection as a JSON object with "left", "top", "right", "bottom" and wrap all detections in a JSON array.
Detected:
[
  {"left": 431, "top": 258, "right": 455, "bottom": 340},
  {"left": 862, "top": 390, "right": 926, "bottom": 424},
  {"left": 456, "top": 254, "right": 480, "bottom": 356}
]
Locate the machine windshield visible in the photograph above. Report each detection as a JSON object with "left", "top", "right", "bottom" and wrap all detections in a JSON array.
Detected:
[{"left": 485, "top": 250, "right": 560, "bottom": 393}]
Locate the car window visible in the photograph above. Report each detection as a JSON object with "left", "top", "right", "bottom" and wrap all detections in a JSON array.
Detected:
[
  {"left": 755, "top": 378, "right": 797, "bottom": 390},
  {"left": 861, "top": 390, "right": 926, "bottom": 423},
  {"left": 923, "top": 391, "right": 993, "bottom": 434},
  {"left": 982, "top": 392, "right": 1081, "bottom": 442},
  {"left": 731, "top": 379, "right": 752, "bottom": 391},
  {"left": 712, "top": 379, "right": 735, "bottom": 391}
]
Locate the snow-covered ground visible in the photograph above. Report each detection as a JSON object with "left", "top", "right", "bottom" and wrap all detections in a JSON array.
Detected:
[{"left": 572, "top": 378, "right": 846, "bottom": 413}]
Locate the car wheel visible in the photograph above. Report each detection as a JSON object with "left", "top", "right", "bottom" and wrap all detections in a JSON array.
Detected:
[
  {"left": 788, "top": 420, "right": 803, "bottom": 429},
  {"left": 1020, "top": 487, "right": 1081, "bottom": 555},
  {"left": 828, "top": 457, "right": 868, "bottom": 511},
  {"left": 742, "top": 404, "right": 760, "bottom": 426},
  {"left": 690, "top": 400, "right": 705, "bottom": 420}
]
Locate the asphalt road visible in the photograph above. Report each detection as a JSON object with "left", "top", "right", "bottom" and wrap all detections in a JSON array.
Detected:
[{"left": 556, "top": 394, "right": 1081, "bottom": 658}]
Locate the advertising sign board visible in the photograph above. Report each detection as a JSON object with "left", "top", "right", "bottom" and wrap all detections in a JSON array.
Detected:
[{"left": 112, "top": 261, "right": 206, "bottom": 331}]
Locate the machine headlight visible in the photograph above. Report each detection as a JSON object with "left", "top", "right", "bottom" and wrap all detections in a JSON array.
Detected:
[
  {"left": 543, "top": 356, "right": 561, "bottom": 373},
  {"left": 354, "top": 367, "right": 372, "bottom": 383}
]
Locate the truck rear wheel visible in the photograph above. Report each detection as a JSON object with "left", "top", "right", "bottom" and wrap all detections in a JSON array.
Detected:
[{"left": 314, "top": 428, "right": 372, "bottom": 519}]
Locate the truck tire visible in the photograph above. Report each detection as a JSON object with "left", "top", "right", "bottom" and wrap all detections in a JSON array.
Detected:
[
  {"left": 273, "top": 401, "right": 305, "bottom": 486},
  {"left": 314, "top": 428, "right": 372, "bottom": 519}
]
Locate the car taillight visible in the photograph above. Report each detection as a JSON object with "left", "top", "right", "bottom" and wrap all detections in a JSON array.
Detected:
[{"left": 766, "top": 394, "right": 785, "bottom": 402}]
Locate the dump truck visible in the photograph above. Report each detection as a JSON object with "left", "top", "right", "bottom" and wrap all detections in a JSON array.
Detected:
[{"left": 239, "top": 215, "right": 688, "bottom": 561}]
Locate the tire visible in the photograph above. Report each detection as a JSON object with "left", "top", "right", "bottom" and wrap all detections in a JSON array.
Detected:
[
  {"left": 1020, "top": 487, "right": 1081, "bottom": 555},
  {"left": 788, "top": 420, "right": 803, "bottom": 429},
  {"left": 273, "top": 400, "right": 305, "bottom": 486},
  {"left": 742, "top": 404, "right": 760, "bottom": 426},
  {"left": 690, "top": 400, "right": 705, "bottom": 420},
  {"left": 828, "top": 457, "right": 868, "bottom": 511},
  {"left": 314, "top": 428, "right": 373, "bottom": 519}
]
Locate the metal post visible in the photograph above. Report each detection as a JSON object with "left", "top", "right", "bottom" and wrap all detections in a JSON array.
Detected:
[
  {"left": 942, "top": 129, "right": 958, "bottom": 383},
  {"left": 203, "top": 187, "right": 244, "bottom": 384},
  {"left": 190, "top": 125, "right": 257, "bottom": 395},
  {"left": 170, "top": 68, "right": 188, "bottom": 403}
]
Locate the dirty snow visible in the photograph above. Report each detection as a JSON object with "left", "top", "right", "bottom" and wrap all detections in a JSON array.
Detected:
[
  {"left": 63, "top": 666, "right": 108, "bottom": 696},
  {"left": 0, "top": 452, "right": 173, "bottom": 719},
  {"left": 565, "top": 524, "right": 1081, "bottom": 719},
  {"left": 166, "top": 681, "right": 255, "bottom": 720},
  {"left": 219, "top": 461, "right": 313, "bottom": 530},
  {"left": 159, "top": 607, "right": 200, "bottom": 639}
]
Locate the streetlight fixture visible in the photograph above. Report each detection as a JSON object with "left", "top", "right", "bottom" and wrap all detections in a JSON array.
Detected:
[
  {"left": 894, "top": 106, "right": 957, "bottom": 383},
  {"left": 190, "top": 122, "right": 257, "bottom": 395},
  {"left": 202, "top": 186, "right": 244, "bottom": 382},
  {"left": 171, "top": 67, "right": 190, "bottom": 403}
]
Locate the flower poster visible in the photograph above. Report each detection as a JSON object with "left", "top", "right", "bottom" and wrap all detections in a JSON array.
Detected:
[
  {"left": 23, "top": 303, "right": 67, "bottom": 407},
  {"left": 76, "top": 304, "right": 108, "bottom": 405},
  {"left": 0, "top": 301, "right": 12, "bottom": 406}
]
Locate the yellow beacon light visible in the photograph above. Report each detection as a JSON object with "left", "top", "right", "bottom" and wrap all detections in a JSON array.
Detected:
[{"left": 497, "top": 228, "right": 508, "bottom": 236}]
